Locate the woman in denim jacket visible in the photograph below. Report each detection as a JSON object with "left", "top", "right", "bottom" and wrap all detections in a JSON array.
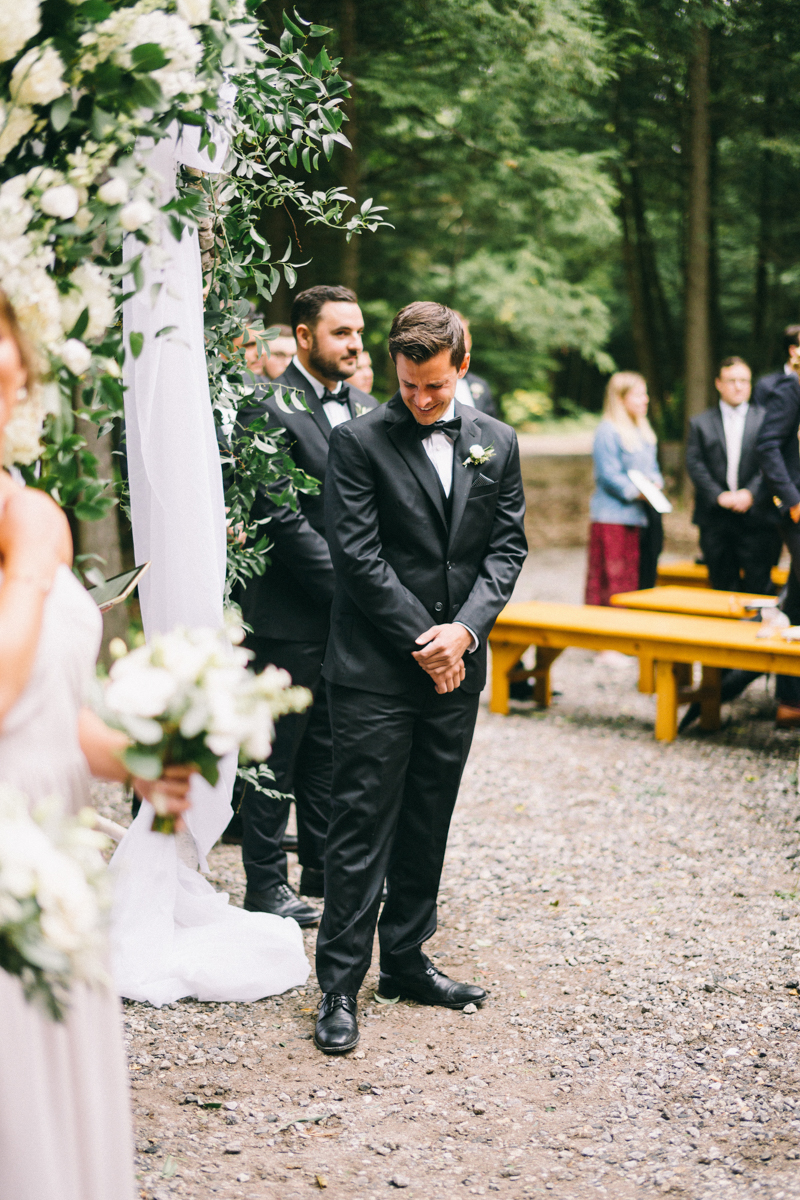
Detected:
[{"left": 585, "top": 372, "right": 664, "bottom": 605}]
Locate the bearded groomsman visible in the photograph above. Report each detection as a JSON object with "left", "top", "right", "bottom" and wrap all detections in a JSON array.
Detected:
[
  {"left": 314, "top": 302, "right": 527, "bottom": 1053},
  {"left": 233, "top": 285, "right": 377, "bottom": 925}
]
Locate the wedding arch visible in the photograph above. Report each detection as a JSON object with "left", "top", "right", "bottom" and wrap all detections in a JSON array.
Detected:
[{"left": 0, "top": 0, "right": 387, "bottom": 1001}]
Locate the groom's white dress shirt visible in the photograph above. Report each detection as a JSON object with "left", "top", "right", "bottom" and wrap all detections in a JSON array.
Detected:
[
  {"left": 292, "top": 355, "right": 351, "bottom": 428},
  {"left": 418, "top": 397, "right": 478, "bottom": 651}
]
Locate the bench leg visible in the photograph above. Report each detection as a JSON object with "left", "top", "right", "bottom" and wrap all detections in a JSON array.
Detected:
[
  {"left": 489, "top": 643, "right": 528, "bottom": 715},
  {"left": 638, "top": 655, "right": 654, "bottom": 694},
  {"left": 699, "top": 666, "right": 721, "bottom": 731},
  {"left": 654, "top": 661, "right": 678, "bottom": 742},
  {"left": 533, "top": 647, "right": 563, "bottom": 707}
]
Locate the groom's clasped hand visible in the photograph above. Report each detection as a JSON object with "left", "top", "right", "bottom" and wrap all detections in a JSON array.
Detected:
[{"left": 412, "top": 623, "right": 472, "bottom": 693}]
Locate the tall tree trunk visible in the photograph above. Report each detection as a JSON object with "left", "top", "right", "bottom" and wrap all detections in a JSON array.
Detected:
[
  {"left": 683, "top": 19, "right": 712, "bottom": 448},
  {"left": 339, "top": 0, "right": 360, "bottom": 292},
  {"left": 77, "top": 416, "right": 128, "bottom": 664},
  {"left": 618, "top": 170, "right": 663, "bottom": 421},
  {"left": 751, "top": 109, "right": 774, "bottom": 373},
  {"left": 630, "top": 163, "right": 679, "bottom": 388}
]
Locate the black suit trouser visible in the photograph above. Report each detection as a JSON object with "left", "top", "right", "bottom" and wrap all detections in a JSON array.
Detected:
[
  {"left": 237, "top": 636, "right": 332, "bottom": 892},
  {"left": 316, "top": 681, "right": 481, "bottom": 996},
  {"left": 698, "top": 511, "right": 782, "bottom": 594}
]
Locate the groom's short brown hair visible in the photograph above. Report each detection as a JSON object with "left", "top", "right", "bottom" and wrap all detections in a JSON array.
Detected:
[{"left": 388, "top": 302, "right": 466, "bottom": 368}]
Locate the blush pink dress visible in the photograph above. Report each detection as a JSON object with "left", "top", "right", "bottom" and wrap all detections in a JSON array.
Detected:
[{"left": 0, "top": 564, "right": 134, "bottom": 1200}]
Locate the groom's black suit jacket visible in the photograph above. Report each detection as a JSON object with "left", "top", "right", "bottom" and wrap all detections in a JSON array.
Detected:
[
  {"left": 234, "top": 362, "right": 377, "bottom": 642},
  {"left": 322, "top": 393, "right": 527, "bottom": 695}
]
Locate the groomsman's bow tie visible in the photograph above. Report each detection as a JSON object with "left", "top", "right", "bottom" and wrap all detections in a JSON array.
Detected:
[
  {"left": 322, "top": 385, "right": 350, "bottom": 403},
  {"left": 416, "top": 415, "right": 462, "bottom": 440}
]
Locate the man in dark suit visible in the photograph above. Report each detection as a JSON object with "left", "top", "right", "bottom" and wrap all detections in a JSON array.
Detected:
[
  {"left": 233, "top": 285, "right": 377, "bottom": 926},
  {"left": 453, "top": 312, "right": 498, "bottom": 419},
  {"left": 756, "top": 354, "right": 800, "bottom": 725},
  {"left": 313, "top": 302, "right": 527, "bottom": 1054},
  {"left": 686, "top": 356, "right": 780, "bottom": 593},
  {"left": 752, "top": 324, "right": 800, "bottom": 408}
]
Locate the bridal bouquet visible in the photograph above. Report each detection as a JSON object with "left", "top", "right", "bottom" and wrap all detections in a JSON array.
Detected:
[
  {"left": 101, "top": 621, "right": 311, "bottom": 833},
  {"left": 0, "top": 786, "right": 111, "bottom": 1021}
]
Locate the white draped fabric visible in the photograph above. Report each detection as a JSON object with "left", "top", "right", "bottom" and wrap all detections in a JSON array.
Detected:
[{"left": 111, "top": 123, "right": 310, "bottom": 1005}]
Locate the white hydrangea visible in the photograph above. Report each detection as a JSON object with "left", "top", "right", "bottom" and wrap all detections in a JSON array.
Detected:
[
  {"left": 60, "top": 338, "right": 92, "bottom": 376},
  {"left": 0, "top": 103, "right": 36, "bottom": 163},
  {"left": 60, "top": 263, "right": 115, "bottom": 342},
  {"left": 82, "top": 4, "right": 203, "bottom": 102},
  {"left": 10, "top": 44, "right": 66, "bottom": 107},
  {"left": 65, "top": 141, "right": 115, "bottom": 189},
  {"left": 0, "top": 0, "right": 40, "bottom": 65},
  {"left": 40, "top": 183, "right": 80, "bottom": 220}
]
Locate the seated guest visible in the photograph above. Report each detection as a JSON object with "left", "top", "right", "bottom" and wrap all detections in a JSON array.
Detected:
[
  {"left": 453, "top": 312, "right": 499, "bottom": 418},
  {"left": 752, "top": 324, "right": 800, "bottom": 408},
  {"left": 585, "top": 372, "right": 664, "bottom": 606},
  {"left": 686, "top": 356, "right": 780, "bottom": 594},
  {"left": 350, "top": 349, "right": 374, "bottom": 394}
]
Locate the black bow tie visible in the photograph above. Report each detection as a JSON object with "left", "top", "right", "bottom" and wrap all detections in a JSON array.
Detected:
[
  {"left": 322, "top": 385, "right": 350, "bottom": 404},
  {"left": 416, "top": 415, "right": 462, "bottom": 440}
]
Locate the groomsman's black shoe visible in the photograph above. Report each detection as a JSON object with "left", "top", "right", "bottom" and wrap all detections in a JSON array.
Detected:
[
  {"left": 299, "top": 866, "right": 325, "bottom": 898},
  {"left": 243, "top": 883, "right": 320, "bottom": 927},
  {"left": 678, "top": 702, "right": 701, "bottom": 733},
  {"left": 281, "top": 832, "right": 299, "bottom": 852},
  {"left": 378, "top": 964, "right": 487, "bottom": 1010},
  {"left": 314, "top": 993, "right": 359, "bottom": 1054}
]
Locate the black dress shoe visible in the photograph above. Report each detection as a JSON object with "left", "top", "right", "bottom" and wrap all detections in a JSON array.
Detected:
[
  {"left": 678, "top": 701, "right": 701, "bottom": 733},
  {"left": 299, "top": 866, "right": 324, "bottom": 898},
  {"left": 378, "top": 964, "right": 487, "bottom": 1010},
  {"left": 243, "top": 883, "right": 320, "bottom": 927},
  {"left": 314, "top": 993, "right": 359, "bottom": 1054}
]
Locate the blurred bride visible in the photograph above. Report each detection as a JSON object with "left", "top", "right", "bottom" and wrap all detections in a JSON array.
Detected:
[{"left": 0, "top": 291, "right": 193, "bottom": 1200}]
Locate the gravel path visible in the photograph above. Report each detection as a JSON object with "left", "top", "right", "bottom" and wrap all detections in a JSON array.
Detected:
[{"left": 100, "top": 553, "right": 800, "bottom": 1200}]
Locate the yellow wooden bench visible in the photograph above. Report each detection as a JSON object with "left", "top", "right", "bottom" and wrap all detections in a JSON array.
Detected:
[
  {"left": 656, "top": 560, "right": 788, "bottom": 589},
  {"left": 488, "top": 601, "right": 800, "bottom": 742},
  {"left": 610, "top": 585, "right": 778, "bottom": 621}
]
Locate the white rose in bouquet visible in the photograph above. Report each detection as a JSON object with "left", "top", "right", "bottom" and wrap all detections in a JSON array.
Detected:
[
  {"left": 2, "top": 395, "right": 44, "bottom": 467},
  {"left": 10, "top": 44, "right": 66, "bottom": 107},
  {"left": 0, "top": 786, "right": 110, "bottom": 1021},
  {"left": 177, "top": 0, "right": 211, "bottom": 26},
  {"left": 101, "top": 624, "right": 311, "bottom": 834}
]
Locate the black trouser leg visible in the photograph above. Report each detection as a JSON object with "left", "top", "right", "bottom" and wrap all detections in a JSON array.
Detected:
[
  {"left": 700, "top": 513, "right": 779, "bottom": 595},
  {"left": 316, "top": 683, "right": 480, "bottom": 996},
  {"left": 294, "top": 679, "right": 332, "bottom": 871},
  {"left": 638, "top": 510, "right": 663, "bottom": 590},
  {"left": 239, "top": 636, "right": 330, "bottom": 893},
  {"left": 378, "top": 686, "right": 480, "bottom": 976}
]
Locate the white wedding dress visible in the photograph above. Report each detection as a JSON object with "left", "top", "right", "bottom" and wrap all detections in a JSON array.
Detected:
[{"left": 110, "top": 808, "right": 310, "bottom": 1006}]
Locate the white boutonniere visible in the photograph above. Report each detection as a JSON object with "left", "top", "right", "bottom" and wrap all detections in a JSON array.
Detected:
[
  {"left": 463, "top": 442, "right": 495, "bottom": 467},
  {"left": 354, "top": 403, "right": 371, "bottom": 417}
]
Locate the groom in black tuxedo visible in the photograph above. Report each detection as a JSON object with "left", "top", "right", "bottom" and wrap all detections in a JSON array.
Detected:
[{"left": 314, "top": 302, "right": 527, "bottom": 1053}]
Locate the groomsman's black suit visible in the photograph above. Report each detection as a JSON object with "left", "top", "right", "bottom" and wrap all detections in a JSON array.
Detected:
[
  {"left": 757, "top": 373, "right": 800, "bottom": 670},
  {"left": 316, "top": 394, "right": 527, "bottom": 996},
  {"left": 686, "top": 402, "right": 780, "bottom": 594},
  {"left": 462, "top": 370, "right": 498, "bottom": 420},
  {"left": 752, "top": 369, "right": 787, "bottom": 409},
  {"left": 232, "top": 361, "right": 377, "bottom": 903}
]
